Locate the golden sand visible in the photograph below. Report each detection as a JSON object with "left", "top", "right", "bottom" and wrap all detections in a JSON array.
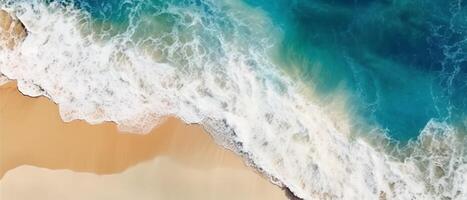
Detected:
[{"left": 0, "top": 82, "right": 286, "bottom": 199}]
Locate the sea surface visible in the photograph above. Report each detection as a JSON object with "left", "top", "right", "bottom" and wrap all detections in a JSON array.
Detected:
[{"left": 1, "top": 0, "right": 466, "bottom": 199}]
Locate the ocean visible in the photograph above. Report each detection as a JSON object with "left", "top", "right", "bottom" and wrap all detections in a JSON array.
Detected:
[{"left": 1, "top": 0, "right": 466, "bottom": 199}]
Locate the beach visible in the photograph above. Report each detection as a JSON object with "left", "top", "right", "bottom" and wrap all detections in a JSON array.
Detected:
[
  {"left": 2, "top": 1, "right": 466, "bottom": 198},
  {"left": 0, "top": 82, "right": 286, "bottom": 200}
]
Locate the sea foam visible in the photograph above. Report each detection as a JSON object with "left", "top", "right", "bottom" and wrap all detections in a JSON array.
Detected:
[{"left": 1, "top": 1, "right": 466, "bottom": 199}]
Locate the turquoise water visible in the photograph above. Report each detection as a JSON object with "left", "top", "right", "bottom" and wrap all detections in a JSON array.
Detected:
[
  {"left": 67, "top": 0, "right": 467, "bottom": 141},
  {"left": 245, "top": 0, "right": 467, "bottom": 141}
]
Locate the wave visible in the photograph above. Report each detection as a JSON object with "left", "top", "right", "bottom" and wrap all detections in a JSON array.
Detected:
[{"left": 1, "top": 1, "right": 466, "bottom": 199}]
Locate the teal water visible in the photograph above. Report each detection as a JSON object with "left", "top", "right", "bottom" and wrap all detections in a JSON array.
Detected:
[
  {"left": 67, "top": 0, "right": 467, "bottom": 142},
  {"left": 245, "top": 0, "right": 467, "bottom": 141}
]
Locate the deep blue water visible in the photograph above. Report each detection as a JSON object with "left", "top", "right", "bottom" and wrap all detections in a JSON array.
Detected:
[{"left": 50, "top": 0, "right": 467, "bottom": 142}]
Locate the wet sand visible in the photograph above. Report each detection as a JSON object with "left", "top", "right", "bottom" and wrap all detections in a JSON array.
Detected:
[{"left": 0, "top": 82, "right": 286, "bottom": 200}]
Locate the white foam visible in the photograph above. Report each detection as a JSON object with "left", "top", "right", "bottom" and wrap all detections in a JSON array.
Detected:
[{"left": 1, "top": 1, "right": 466, "bottom": 199}]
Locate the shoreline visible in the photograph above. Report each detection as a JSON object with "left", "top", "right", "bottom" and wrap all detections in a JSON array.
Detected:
[{"left": 0, "top": 81, "right": 286, "bottom": 199}]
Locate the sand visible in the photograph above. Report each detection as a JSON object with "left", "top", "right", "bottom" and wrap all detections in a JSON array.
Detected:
[{"left": 0, "top": 81, "right": 286, "bottom": 200}]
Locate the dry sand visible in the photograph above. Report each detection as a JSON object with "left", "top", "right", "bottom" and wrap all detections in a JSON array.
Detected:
[{"left": 0, "top": 82, "right": 286, "bottom": 200}]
